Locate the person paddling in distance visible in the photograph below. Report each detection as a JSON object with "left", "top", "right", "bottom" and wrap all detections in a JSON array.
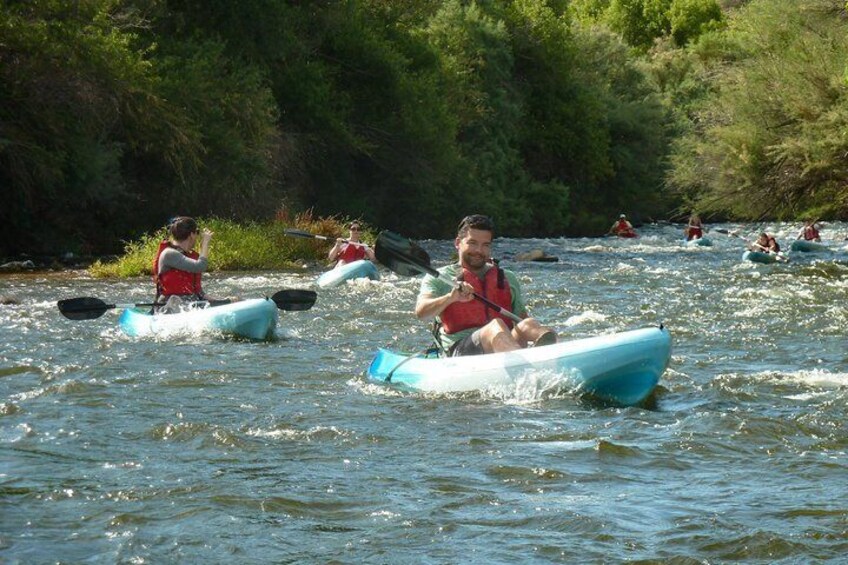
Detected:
[
  {"left": 327, "top": 222, "right": 376, "bottom": 267},
  {"left": 684, "top": 213, "right": 705, "bottom": 241},
  {"left": 415, "top": 214, "right": 557, "bottom": 356},
  {"left": 796, "top": 219, "right": 821, "bottom": 242},
  {"left": 749, "top": 232, "right": 782, "bottom": 255},
  {"left": 153, "top": 216, "right": 214, "bottom": 313},
  {"left": 608, "top": 214, "right": 637, "bottom": 238}
]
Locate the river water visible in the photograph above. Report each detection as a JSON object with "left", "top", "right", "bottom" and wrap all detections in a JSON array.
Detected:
[{"left": 1, "top": 223, "right": 847, "bottom": 563}]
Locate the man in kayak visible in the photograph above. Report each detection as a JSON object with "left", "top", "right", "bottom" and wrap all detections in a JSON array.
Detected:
[
  {"left": 328, "top": 222, "right": 376, "bottom": 267},
  {"left": 684, "top": 213, "right": 705, "bottom": 241},
  {"left": 153, "top": 216, "right": 213, "bottom": 312},
  {"left": 796, "top": 219, "right": 821, "bottom": 242},
  {"left": 608, "top": 214, "right": 637, "bottom": 238},
  {"left": 415, "top": 214, "right": 557, "bottom": 356}
]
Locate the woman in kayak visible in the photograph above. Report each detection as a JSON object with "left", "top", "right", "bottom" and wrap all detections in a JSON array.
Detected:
[
  {"left": 415, "top": 214, "right": 556, "bottom": 356},
  {"left": 796, "top": 219, "right": 821, "bottom": 242},
  {"left": 328, "top": 222, "right": 376, "bottom": 267},
  {"left": 153, "top": 216, "right": 213, "bottom": 312},
  {"left": 750, "top": 232, "right": 781, "bottom": 254},
  {"left": 684, "top": 213, "right": 705, "bottom": 241},
  {"left": 608, "top": 214, "right": 637, "bottom": 238}
]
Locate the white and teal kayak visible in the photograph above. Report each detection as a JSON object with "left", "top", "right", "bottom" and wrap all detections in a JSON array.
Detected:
[
  {"left": 317, "top": 260, "right": 380, "bottom": 288},
  {"left": 790, "top": 240, "right": 830, "bottom": 253},
  {"left": 685, "top": 237, "right": 712, "bottom": 247},
  {"left": 118, "top": 298, "right": 278, "bottom": 340},
  {"left": 742, "top": 250, "right": 785, "bottom": 264},
  {"left": 368, "top": 326, "right": 671, "bottom": 406}
]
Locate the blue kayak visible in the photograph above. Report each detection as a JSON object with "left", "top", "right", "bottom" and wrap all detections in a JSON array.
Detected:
[
  {"left": 368, "top": 327, "right": 671, "bottom": 406},
  {"left": 118, "top": 298, "right": 278, "bottom": 340},
  {"left": 790, "top": 240, "right": 830, "bottom": 253},
  {"left": 317, "top": 259, "right": 380, "bottom": 288}
]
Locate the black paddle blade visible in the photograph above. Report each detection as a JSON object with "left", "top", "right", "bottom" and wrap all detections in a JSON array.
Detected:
[
  {"left": 57, "top": 297, "right": 110, "bottom": 320},
  {"left": 271, "top": 289, "right": 317, "bottom": 311},
  {"left": 283, "top": 228, "right": 316, "bottom": 239},
  {"left": 375, "top": 231, "right": 436, "bottom": 277}
]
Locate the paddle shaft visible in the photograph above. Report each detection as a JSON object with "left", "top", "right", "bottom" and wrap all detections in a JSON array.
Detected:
[
  {"left": 59, "top": 290, "right": 315, "bottom": 320},
  {"left": 284, "top": 229, "right": 369, "bottom": 248}
]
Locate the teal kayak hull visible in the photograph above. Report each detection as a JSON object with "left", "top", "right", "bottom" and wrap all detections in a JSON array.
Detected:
[
  {"left": 790, "top": 240, "right": 830, "bottom": 253},
  {"left": 118, "top": 298, "right": 278, "bottom": 340},
  {"left": 317, "top": 260, "right": 380, "bottom": 288},
  {"left": 742, "top": 250, "right": 781, "bottom": 264},
  {"left": 685, "top": 237, "right": 712, "bottom": 247},
  {"left": 368, "top": 327, "right": 671, "bottom": 406}
]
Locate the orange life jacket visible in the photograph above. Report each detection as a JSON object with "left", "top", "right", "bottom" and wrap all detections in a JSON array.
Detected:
[
  {"left": 153, "top": 241, "right": 203, "bottom": 298},
  {"left": 338, "top": 243, "right": 367, "bottom": 263},
  {"left": 440, "top": 265, "right": 514, "bottom": 334}
]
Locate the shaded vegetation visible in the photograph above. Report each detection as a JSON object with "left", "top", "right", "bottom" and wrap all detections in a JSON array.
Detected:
[{"left": 2, "top": 0, "right": 846, "bottom": 258}]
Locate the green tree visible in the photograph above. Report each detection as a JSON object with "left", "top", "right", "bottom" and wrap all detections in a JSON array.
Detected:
[{"left": 667, "top": 0, "right": 848, "bottom": 218}]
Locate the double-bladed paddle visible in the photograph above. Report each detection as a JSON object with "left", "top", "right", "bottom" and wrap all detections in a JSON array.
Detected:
[
  {"left": 375, "top": 231, "right": 523, "bottom": 324},
  {"left": 284, "top": 228, "right": 370, "bottom": 248},
  {"left": 57, "top": 289, "right": 318, "bottom": 320}
]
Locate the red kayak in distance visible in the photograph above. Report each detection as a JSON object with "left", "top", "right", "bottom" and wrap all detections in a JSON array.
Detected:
[{"left": 615, "top": 231, "right": 639, "bottom": 238}]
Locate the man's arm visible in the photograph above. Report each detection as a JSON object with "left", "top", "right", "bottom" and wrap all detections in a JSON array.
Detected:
[{"left": 415, "top": 271, "right": 473, "bottom": 320}]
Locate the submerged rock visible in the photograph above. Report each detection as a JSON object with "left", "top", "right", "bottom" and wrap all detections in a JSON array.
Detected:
[{"left": 0, "top": 260, "right": 35, "bottom": 272}]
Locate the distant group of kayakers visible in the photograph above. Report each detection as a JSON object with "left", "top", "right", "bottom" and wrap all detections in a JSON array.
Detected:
[{"left": 606, "top": 212, "right": 824, "bottom": 254}]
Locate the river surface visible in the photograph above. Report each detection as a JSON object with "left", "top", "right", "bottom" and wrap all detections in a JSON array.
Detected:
[{"left": 2, "top": 223, "right": 847, "bottom": 563}]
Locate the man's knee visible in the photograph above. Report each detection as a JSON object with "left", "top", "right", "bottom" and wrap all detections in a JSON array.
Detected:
[{"left": 482, "top": 318, "right": 511, "bottom": 337}]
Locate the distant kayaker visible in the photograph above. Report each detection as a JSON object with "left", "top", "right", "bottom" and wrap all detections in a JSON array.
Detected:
[
  {"left": 608, "top": 214, "right": 637, "bottom": 238},
  {"left": 153, "top": 216, "right": 212, "bottom": 312},
  {"left": 328, "top": 222, "right": 376, "bottom": 267},
  {"left": 796, "top": 220, "right": 821, "bottom": 242},
  {"left": 415, "top": 214, "right": 557, "bottom": 356},
  {"left": 750, "top": 232, "right": 781, "bottom": 254},
  {"left": 684, "top": 213, "right": 705, "bottom": 241}
]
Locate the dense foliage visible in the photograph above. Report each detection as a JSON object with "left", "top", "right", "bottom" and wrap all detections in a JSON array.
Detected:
[
  {"left": 664, "top": 0, "right": 848, "bottom": 219},
  {"left": 2, "top": 0, "right": 845, "bottom": 258}
]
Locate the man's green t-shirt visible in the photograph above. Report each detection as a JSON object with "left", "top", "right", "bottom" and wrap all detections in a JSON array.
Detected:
[{"left": 418, "top": 263, "right": 527, "bottom": 350}]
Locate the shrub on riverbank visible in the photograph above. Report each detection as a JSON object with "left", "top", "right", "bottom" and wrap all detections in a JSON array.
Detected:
[{"left": 88, "top": 212, "right": 371, "bottom": 278}]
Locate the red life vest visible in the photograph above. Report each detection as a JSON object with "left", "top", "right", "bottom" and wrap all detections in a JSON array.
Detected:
[
  {"left": 338, "top": 243, "right": 367, "bottom": 263},
  {"left": 687, "top": 226, "right": 703, "bottom": 240},
  {"left": 803, "top": 226, "right": 820, "bottom": 241},
  {"left": 440, "top": 265, "right": 514, "bottom": 334},
  {"left": 153, "top": 241, "right": 203, "bottom": 298}
]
